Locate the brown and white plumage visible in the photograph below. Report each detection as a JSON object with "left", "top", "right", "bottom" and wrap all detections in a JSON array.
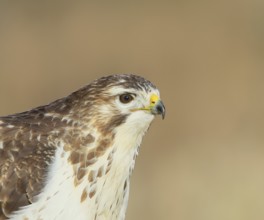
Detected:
[{"left": 0, "top": 74, "right": 165, "bottom": 220}]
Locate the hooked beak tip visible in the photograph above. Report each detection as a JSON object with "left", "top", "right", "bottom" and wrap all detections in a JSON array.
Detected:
[{"left": 153, "top": 100, "right": 166, "bottom": 119}]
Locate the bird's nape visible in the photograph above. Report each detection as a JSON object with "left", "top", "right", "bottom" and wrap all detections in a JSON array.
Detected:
[{"left": 0, "top": 74, "right": 164, "bottom": 220}]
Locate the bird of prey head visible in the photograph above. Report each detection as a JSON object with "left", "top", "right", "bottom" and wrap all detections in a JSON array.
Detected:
[{"left": 0, "top": 74, "right": 165, "bottom": 220}]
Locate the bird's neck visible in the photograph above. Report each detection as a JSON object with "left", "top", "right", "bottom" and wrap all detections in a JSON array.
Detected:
[{"left": 11, "top": 115, "right": 153, "bottom": 220}]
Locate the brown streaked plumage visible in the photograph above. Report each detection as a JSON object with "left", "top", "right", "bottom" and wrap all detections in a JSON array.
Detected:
[{"left": 0, "top": 74, "right": 165, "bottom": 220}]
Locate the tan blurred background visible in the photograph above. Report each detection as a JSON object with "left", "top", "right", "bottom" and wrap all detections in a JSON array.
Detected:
[{"left": 0, "top": 1, "right": 264, "bottom": 219}]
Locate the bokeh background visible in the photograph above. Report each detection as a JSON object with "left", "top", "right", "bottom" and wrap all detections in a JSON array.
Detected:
[{"left": 0, "top": 1, "right": 264, "bottom": 220}]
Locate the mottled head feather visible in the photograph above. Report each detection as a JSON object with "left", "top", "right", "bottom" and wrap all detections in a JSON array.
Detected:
[
  {"left": 89, "top": 74, "right": 157, "bottom": 92},
  {"left": 0, "top": 74, "right": 160, "bottom": 219}
]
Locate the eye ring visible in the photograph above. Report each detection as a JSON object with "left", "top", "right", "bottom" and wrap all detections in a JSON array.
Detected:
[{"left": 119, "top": 93, "right": 134, "bottom": 104}]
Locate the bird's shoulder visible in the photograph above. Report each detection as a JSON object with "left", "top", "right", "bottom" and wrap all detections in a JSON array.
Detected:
[{"left": 0, "top": 107, "right": 69, "bottom": 219}]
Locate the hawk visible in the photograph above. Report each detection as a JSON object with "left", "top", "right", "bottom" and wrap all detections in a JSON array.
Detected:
[{"left": 0, "top": 74, "right": 165, "bottom": 220}]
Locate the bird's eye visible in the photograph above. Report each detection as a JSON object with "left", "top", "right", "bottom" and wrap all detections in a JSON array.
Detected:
[{"left": 119, "top": 94, "right": 134, "bottom": 104}]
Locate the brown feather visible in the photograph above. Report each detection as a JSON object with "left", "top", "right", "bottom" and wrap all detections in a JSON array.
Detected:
[{"left": 0, "top": 74, "right": 157, "bottom": 219}]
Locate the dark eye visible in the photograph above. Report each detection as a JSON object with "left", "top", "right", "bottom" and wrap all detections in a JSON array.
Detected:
[{"left": 119, "top": 94, "right": 134, "bottom": 104}]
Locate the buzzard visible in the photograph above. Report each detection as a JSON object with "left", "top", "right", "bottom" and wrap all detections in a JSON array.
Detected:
[{"left": 0, "top": 74, "right": 165, "bottom": 220}]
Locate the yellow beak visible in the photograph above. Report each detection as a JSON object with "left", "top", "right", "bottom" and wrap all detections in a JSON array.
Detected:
[
  {"left": 149, "top": 94, "right": 166, "bottom": 119},
  {"left": 134, "top": 94, "right": 166, "bottom": 119}
]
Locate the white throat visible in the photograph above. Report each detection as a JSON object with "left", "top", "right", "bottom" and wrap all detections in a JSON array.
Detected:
[{"left": 10, "top": 113, "right": 154, "bottom": 220}]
